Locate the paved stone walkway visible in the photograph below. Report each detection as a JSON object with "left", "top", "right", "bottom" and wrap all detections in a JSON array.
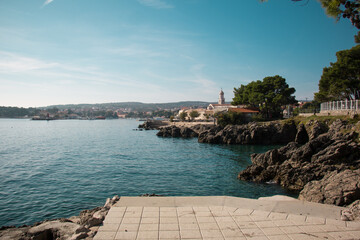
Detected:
[{"left": 94, "top": 196, "right": 360, "bottom": 240}]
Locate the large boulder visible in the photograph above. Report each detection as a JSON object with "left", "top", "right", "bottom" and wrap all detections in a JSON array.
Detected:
[
  {"left": 299, "top": 169, "right": 360, "bottom": 206},
  {"left": 28, "top": 220, "right": 81, "bottom": 240},
  {"left": 198, "top": 121, "right": 297, "bottom": 145},
  {"left": 238, "top": 120, "right": 360, "bottom": 194}
]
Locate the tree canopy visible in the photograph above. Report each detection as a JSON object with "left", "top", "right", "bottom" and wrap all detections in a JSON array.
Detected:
[
  {"left": 232, "top": 75, "right": 296, "bottom": 119},
  {"left": 315, "top": 45, "right": 360, "bottom": 102}
]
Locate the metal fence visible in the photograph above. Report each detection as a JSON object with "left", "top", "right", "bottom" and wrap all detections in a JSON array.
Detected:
[{"left": 320, "top": 100, "right": 360, "bottom": 112}]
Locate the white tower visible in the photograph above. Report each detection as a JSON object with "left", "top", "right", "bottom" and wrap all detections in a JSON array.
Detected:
[{"left": 218, "top": 89, "right": 225, "bottom": 104}]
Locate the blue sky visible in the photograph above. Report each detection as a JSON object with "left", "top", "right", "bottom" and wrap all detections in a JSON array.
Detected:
[{"left": 0, "top": 0, "right": 358, "bottom": 107}]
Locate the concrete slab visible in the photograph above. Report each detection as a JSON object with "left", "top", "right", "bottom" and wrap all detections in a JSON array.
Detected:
[{"left": 95, "top": 196, "right": 360, "bottom": 240}]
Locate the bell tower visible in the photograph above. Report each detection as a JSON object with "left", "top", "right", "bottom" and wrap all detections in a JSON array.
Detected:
[{"left": 218, "top": 89, "right": 225, "bottom": 104}]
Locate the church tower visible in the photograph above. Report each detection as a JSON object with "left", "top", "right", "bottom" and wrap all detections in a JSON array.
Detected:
[{"left": 218, "top": 89, "right": 225, "bottom": 104}]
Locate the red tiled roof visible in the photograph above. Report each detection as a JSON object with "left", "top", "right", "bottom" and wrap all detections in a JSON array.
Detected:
[{"left": 228, "top": 108, "right": 260, "bottom": 113}]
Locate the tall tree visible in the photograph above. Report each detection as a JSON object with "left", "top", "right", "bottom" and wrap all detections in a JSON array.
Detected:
[
  {"left": 233, "top": 75, "right": 296, "bottom": 119},
  {"left": 315, "top": 45, "right": 360, "bottom": 101}
]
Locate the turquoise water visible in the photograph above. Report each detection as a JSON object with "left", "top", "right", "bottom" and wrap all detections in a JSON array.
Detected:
[{"left": 0, "top": 119, "right": 295, "bottom": 227}]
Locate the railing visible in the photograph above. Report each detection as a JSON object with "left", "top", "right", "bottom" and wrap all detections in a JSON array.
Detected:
[{"left": 320, "top": 100, "right": 360, "bottom": 112}]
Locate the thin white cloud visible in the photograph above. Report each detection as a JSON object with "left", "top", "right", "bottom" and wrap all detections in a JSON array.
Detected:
[
  {"left": 137, "top": 0, "right": 174, "bottom": 9},
  {"left": 0, "top": 51, "right": 57, "bottom": 73},
  {"left": 43, "top": 0, "right": 54, "bottom": 6}
]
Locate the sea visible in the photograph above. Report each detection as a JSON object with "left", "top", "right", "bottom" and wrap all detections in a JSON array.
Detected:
[{"left": 0, "top": 118, "right": 296, "bottom": 227}]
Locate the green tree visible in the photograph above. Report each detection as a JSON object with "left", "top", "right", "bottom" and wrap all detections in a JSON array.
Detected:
[
  {"left": 189, "top": 110, "right": 200, "bottom": 121},
  {"left": 233, "top": 75, "right": 296, "bottom": 119},
  {"left": 215, "top": 112, "right": 247, "bottom": 127},
  {"left": 315, "top": 45, "right": 360, "bottom": 101},
  {"left": 179, "top": 112, "right": 188, "bottom": 121}
]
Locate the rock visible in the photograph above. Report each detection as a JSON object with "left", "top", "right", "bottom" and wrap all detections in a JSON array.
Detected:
[
  {"left": 70, "top": 232, "right": 89, "bottom": 240},
  {"left": 295, "top": 124, "right": 309, "bottom": 144},
  {"left": 0, "top": 226, "right": 30, "bottom": 240},
  {"left": 306, "top": 120, "right": 328, "bottom": 140},
  {"left": 238, "top": 121, "right": 360, "bottom": 194},
  {"left": 198, "top": 121, "right": 297, "bottom": 145},
  {"left": 0, "top": 195, "right": 121, "bottom": 240},
  {"left": 299, "top": 169, "right": 360, "bottom": 206},
  {"left": 348, "top": 200, "right": 360, "bottom": 220},
  {"left": 28, "top": 220, "right": 81, "bottom": 240},
  {"left": 138, "top": 120, "right": 168, "bottom": 130},
  {"left": 156, "top": 125, "right": 198, "bottom": 138}
]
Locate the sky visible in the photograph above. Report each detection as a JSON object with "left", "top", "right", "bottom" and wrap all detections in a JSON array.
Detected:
[{"left": 0, "top": 0, "right": 358, "bottom": 108}]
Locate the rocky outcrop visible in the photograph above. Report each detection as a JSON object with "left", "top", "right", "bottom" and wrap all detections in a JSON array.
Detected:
[
  {"left": 156, "top": 124, "right": 214, "bottom": 138},
  {"left": 0, "top": 196, "right": 120, "bottom": 240},
  {"left": 156, "top": 121, "right": 298, "bottom": 145},
  {"left": 299, "top": 169, "right": 360, "bottom": 206},
  {"left": 138, "top": 120, "right": 168, "bottom": 130},
  {"left": 238, "top": 120, "right": 360, "bottom": 197},
  {"left": 198, "top": 121, "right": 297, "bottom": 145}
]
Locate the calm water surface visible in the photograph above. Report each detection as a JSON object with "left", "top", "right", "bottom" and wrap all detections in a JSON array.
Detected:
[{"left": 0, "top": 119, "right": 295, "bottom": 227}]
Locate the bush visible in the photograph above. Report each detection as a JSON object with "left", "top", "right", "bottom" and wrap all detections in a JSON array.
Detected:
[{"left": 215, "top": 112, "right": 247, "bottom": 127}]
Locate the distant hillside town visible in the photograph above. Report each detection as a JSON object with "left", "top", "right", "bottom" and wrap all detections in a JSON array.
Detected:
[{"left": 0, "top": 90, "right": 313, "bottom": 120}]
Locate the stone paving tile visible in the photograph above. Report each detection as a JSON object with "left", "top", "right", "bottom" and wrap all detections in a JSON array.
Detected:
[
  {"left": 200, "top": 229, "right": 224, "bottom": 238},
  {"left": 221, "top": 228, "right": 244, "bottom": 238},
  {"left": 93, "top": 231, "right": 117, "bottom": 240},
  {"left": 180, "top": 229, "right": 202, "bottom": 238},
  {"left": 212, "top": 211, "right": 230, "bottom": 217},
  {"left": 103, "top": 217, "right": 124, "bottom": 224},
  {"left": 118, "top": 223, "right": 139, "bottom": 231},
  {"left": 98, "top": 223, "right": 120, "bottom": 232},
  {"left": 159, "top": 230, "right": 181, "bottom": 239},
  {"left": 198, "top": 222, "right": 220, "bottom": 230},
  {"left": 114, "top": 231, "right": 137, "bottom": 240},
  {"left": 327, "top": 231, "right": 358, "bottom": 239},
  {"left": 143, "top": 207, "right": 159, "bottom": 212},
  {"left": 268, "top": 212, "right": 288, "bottom": 220},
  {"left": 138, "top": 223, "right": 159, "bottom": 231},
  {"left": 272, "top": 219, "right": 296, "bottom": 227},
  {"left": 267, "top": 235, "right": 291, "bottom": 240},
  {"left": 197, "top": 216, "right": 217, "bottom": 223},
  {"left": 160, "top": 217, "right": 178, "bottom": 224},
  {"left": 217, "top": 221, "right": 238, "bottom": 230},
  {"left": 350, "top": 231, "right": 360, "bottom": 238},
  {"left": 159, "top": 223, "right": 179, "bottom": 231},
  {"left": 233, "top": 215, "right": 253, "bottom": 222},
  {"left": 236, "top": 221, "right": 259, "bottom": 229},
  {"left": 346, "top": 221, "right": 360, "bottom": 229},
  {"left": 136, "top": 230, "right": 159, "bottom": 239},
  {"left": 287, "top": 233, "right": 316, "bottom": 240},
  {"left": 126, "top": 206, "right": 143, "bottom": 212},
  {"left": 286, "top": 214, "right": 306, "bottom": 222},
  {"left": 180, "top": 223, "right": 200, "bottom": 230},
  {"left": 261, "top": 227, "right": 285, "bottom": 236},
  {"left": 94, "top": 203, "right": 360, "bottom": 240},
  {"left": 305, "top": 216, "right": 326, "bottom": 225},
  {"left": 278, "top": 226, "right": 303, "bottom": 234},
  {"left": 214, "top": 216, "right": 235, "bottom": 223},
  {"left": 231, "top": 208, "right": 253, "bottom": 216},
  {"left": 195, "top": 211, "right": 213, "bottom": 217},
  {"left": 241, "top": 227, "right": 266, "bottom": 237},
  {"left": 140, "top": 217, "right": 159, "bottom": 224},
  {"left": 255, "top": 220, "right": 277, "bottom": 228},
  {"left": 299, "top": 224, "right": 326, "bottom": 233},
  {"left": 209, "top": 206, "right": 224, "bottom": 211},
  {"left": 121, "top": 217, "right": 141, "bottom": 224}
]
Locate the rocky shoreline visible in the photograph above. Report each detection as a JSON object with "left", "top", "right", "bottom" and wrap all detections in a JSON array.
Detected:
[
  {"left": 0, "top": 196, "right": 120, "bottom": 240},
  {"left": 150, "top": 118, "right": 360, "bottom": 219}
]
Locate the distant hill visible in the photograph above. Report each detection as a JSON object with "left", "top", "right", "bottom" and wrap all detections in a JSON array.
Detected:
[{"left": 45, "top": 101, "right": 213, "bottom": 112}]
